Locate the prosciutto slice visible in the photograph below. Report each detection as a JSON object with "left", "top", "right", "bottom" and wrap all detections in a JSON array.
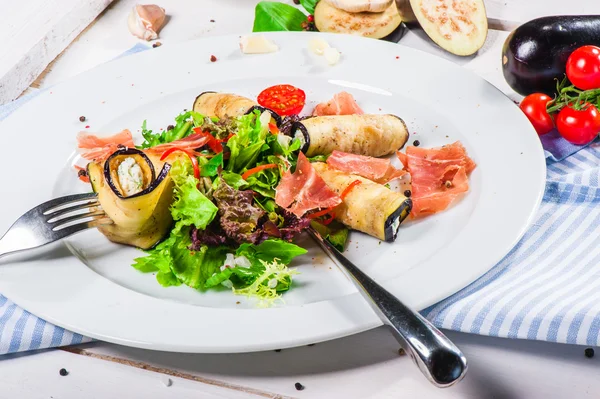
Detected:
[
  {"left": 326, "top": 150, "right": 406, "bottom": 184},
  {"left": 275, "top": 152, "right": 341, "bottom": 217},
  {"left": 398, "top": 141, "right": 476, "bottom": 218},
  {"left": 76, "top": 130, "right": 135, "bottom": 162},
  {"left": 312, "top": 91, "right": 364, "bottom": 116}
]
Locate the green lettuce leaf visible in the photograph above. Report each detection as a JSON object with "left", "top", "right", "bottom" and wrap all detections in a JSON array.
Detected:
[
  {"left": 253, "top": 2, "right": 306, "bottom": 32},
  {"left": 236, "top": 239, "right": 307, "bottom": 265},
  {"left": 221, "top": 171, "right": 248, "bottom": 190},
  {"left": 310, "top": 220, "right": 349, "bottom": 252},
  {"left": 170, "top": 231, "right": 229, "bottom": 289},
  {"left": 200, "top": 152, "right": 224, "bottom": 177},
  {"left": 170, "top": 160, "right": 218, "bottom": 231},
  {"left": 138, "top": 111, "right": 197, "bottom": 149}
]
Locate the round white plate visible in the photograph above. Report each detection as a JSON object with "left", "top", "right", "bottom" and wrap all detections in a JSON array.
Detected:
[{"left": 0, "top": 32, "right": 545, "bottom": 353}]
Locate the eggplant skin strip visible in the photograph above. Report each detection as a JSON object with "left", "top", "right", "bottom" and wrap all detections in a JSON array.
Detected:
[
  {"left": 192, "top": 92, "right": 282, "bottom": 126},
  {"left": 312, "top": 162, "right": 411, "bottom": 242},
  {"left": 294, "top": 114, "right": 409, "bottom": 157}
]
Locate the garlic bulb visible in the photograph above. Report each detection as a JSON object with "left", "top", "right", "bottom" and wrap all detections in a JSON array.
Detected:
[{"left": 127, "top": 4, "right": 166, "bottom": 41}]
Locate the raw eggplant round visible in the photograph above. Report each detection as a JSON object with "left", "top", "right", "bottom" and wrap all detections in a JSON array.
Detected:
[{"left": 502, "top": 15, "right": 600, "bottom": 96}]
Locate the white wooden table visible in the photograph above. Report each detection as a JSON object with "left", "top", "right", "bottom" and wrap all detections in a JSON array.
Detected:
[{"left": 3, "top": 1, "right": 600, "bottom": 398}]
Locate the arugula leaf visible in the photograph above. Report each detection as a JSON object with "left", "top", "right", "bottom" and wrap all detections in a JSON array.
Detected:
[
  {"left": 253, "top": 2, "right": 306, "bottom": 32},
  {"left": 236, "top": 239, "right": 307, "bottom": 265},
  {"left": 310, "top": 220, "right": 349, "bottom": 252},
  {"left": 138, "top": 111, "right": 196, "bottom": 149},
  {"left": 200, "top": 152, "right": 224, "bottom": 177},
  {"left": 300, "top": 0, "right": 318, "bottom": 15}
]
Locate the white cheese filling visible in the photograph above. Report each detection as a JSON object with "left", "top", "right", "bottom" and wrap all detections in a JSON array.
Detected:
[{"left": 117, "top": 157, "right": 144, "bottom": 197}]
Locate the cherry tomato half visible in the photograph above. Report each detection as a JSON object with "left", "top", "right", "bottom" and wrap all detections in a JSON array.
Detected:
[
  {"left": 257, "top": 84, "right": 306, "bottom": 116},
  {"left": 519, "top": 93, "right": 554, "bottom": 135},
  {"left": 556, "top": 103, "right": 600, "bottom": 145},
  {"left": 566, "top": 45, "right": 600, "bottom": 90}
]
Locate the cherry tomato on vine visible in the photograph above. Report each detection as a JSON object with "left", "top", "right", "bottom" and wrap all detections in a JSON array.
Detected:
[
  {"left": 555, "top": 103, "right": 600, "bottom": 145},
  {"left": 257, "top": 84, "right": 306, "bottom": 116},
  {"left": 519, "top": 93, "right": 555, "bottom": 135},
  {"left": 566, "top": 46, "right": 600, "bottom": 90}
]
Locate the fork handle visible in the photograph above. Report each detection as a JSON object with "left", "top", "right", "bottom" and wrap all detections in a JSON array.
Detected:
[{"left": 309, "top": 228, "right": 468, "bottom": 388}]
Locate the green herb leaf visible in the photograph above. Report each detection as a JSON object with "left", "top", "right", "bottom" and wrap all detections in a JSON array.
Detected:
[
  {"left": 236, "top": 239, "right": 307, "bottom": 265},
  {"left": 310, "top": 220, "right": 349, "bottom": 252},
  {"left": 300, "top": 0, "right": 318, "bottom": 14},
  {"left": 200, "top": 152, "right": 224, "bottom": 177},
  {"left": 253, "top": 1, "right": 306, "bottom": 32}
]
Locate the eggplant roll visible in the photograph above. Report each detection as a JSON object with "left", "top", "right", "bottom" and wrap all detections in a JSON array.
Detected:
[
  {"left": 192, "top": 92, "right": 282, "bottom": 125},
  {"left": 312, "top": 162, "right": 412, "bottom": 242},
  {"left": 87, "top": 149, "right": 175, "bottom": 250},
  {"left": 293, "top": 114, "right": 409, "bottom": 157}
]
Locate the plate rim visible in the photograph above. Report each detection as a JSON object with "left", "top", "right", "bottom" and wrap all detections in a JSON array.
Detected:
[{"left": 0, "top": 32, "right": 546, "bottom": 353}]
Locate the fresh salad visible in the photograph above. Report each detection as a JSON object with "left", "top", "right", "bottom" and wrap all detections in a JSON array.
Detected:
[{"left": 75, "top": 85, "right": 475, "bottom": 305}]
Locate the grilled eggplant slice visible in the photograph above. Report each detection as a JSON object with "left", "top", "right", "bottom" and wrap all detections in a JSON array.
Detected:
[
  {"left": 293, "top": 114, "right": 408, "bottom": 157},
  {"left": 87, "top": 148, "right": 174, "bottom": 249},
  {"left": 397, "top": 0, "right": 488, "bottom": 56},
  {"left": 313, "top": 162, "right": 411, "bottom": 241},
  {"left": 314, "top": 0, "right": 403, "bottom": 40},
  {"left": 192, "top": 92, "right": 281, "bottom": 126}
]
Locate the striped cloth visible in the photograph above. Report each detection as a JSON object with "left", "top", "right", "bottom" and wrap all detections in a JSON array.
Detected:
[
  {"left": 423, "top": 142, "right": 600, "bottom": 346},
  {"left": 1, "top": 41, "right": 599, "bottom": 353}
]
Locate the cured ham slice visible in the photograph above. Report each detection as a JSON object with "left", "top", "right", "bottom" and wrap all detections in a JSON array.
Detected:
[
  {"left": 326, "top": 150, "right": 406, "bottom": 184},
  {"left": 145, "top": 133, "right": 212, "bottom": 156},
  {"left": 77, "top": 130, "right": 135, "bottom": 162},
  {"left": 312, "top": 91, "right": 364, "bottom": 116},
  {"left": 275, "top": 152, "right": 341, "bottom": 217},
  {"left": 398, "top": 141, "right": 476, "bottom": 218}
]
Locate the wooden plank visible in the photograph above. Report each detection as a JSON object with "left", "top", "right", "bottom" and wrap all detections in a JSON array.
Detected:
[
  {"left": 0, "top": 348, "right": 274, "bottom": 399},
  {"left": 73, "top": 328, "right": 600, "bottom": 399},
  {"left": 0, "top": 0, "right": 114, "bottom": 105}
]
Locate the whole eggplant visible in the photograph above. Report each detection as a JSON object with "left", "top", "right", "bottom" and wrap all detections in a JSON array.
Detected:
[{"left": 503, "top": 16, "right": 600, "bottom": 96}]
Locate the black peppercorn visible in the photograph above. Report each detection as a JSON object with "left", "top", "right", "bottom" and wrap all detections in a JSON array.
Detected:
[
  {"left": 295, "top": 382, "right": 305, "bottom": 391},
  {"left": 404, "top": 190, "right": 411, "bottom": 197},
  {"left": 59, "top": 368, "right": 69, "bottom": 376},
  {"left": 166, "top": 124, "right": 175, "bottom": 131},
  {"left": 275, "top": 349, "right": 281, "bottom": 352},
  {"left": 293, "top": 0, "right": 300, "bottom": 3},
  {"left": 413, "top": 140, "right": 420, "bottom": 146},
  {"left": 152, "top": 42, "right": 162, "bottom": 48},
  {"left": 585, "top": 348, "right": 594, "bottom": 358},
  {"left": 79, "top": 116, "right": 86, "bottom": 122},
  {"left": 210, "top": 55, "right": 217, "bottom": 62}
]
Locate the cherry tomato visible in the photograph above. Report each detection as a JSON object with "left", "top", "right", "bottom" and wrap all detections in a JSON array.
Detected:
[
  {"left": 566, "top": 45, "right": 600, "bottom": 90},
  {"left": 519, "top": 93, "right": 554, "bottom": 135},
  {"left": 555, "top": 103, "right": 600, "bottom": 145},
  {"left": 257, "top": 84, "right": 306, "bottom": 116}
]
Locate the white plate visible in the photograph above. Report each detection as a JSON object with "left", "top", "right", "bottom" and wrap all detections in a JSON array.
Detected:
[{"left": 0, "top": 32, "right": 545, "bottom": 353}]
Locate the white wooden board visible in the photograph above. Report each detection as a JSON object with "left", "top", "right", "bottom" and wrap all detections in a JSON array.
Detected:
[{"left": 0, "top": 0, "right": 114, "bottom": 105}]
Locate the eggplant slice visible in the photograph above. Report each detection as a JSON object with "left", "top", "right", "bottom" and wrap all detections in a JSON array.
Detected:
[
  {"left": 293, "top": 114, "right": 409, "bottom": 157},
  {"left": 314, "top": 0, "right": 403, "bottom": 40},
  {"left": 192, "top": 92, "right": 281, "bottom": 126},
  {"left": 397, "top": 0, "right": 488, "bottom": 56},
  {"left": 87, "top": 148, "right": 175, "bottom": 250},
  {"left": 312, "top": 162, "right": 412, "bottom": 242}
]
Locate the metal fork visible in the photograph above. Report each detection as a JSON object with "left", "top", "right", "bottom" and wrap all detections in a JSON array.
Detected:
[
  {"left": 308, "top": 227, "right": 468, "bottom": 388},
  {"left": 0, "top": 193, "right": 112, "bottom": 259}
]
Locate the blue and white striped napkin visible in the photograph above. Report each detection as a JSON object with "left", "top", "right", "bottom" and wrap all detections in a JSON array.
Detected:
[
  {"left": 423, "top": 142, "right": 600, "bottom": 346},
  {"left": 1, "top": 43, "right": 600, "bottom": 353}
]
